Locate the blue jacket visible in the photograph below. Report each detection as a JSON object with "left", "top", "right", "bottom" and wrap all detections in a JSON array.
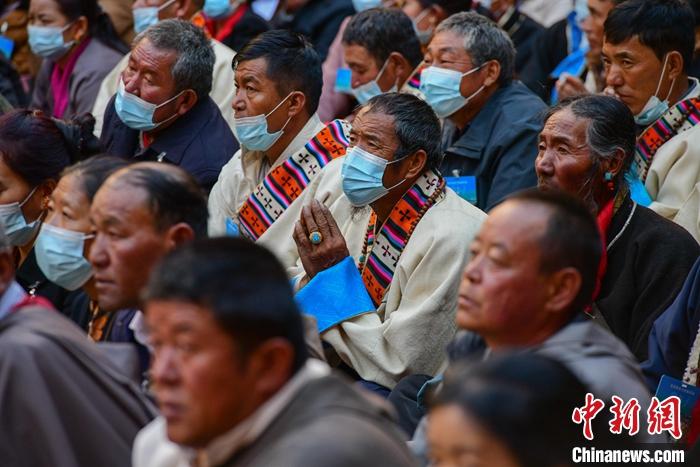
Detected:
[
  {"left": 100, "top": 95, "right": 238, "bottom": 192},
  {"left": 642, "top": 258, "right": 700, "bottom": 391},
  {"left": 440, "top": 80, "right": 546, "bottom": 211}
]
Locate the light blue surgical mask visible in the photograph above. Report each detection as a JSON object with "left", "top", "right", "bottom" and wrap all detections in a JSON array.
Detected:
[
  {"left": 352, "top": 0, "right": 382, "bottom": 13},
  {"left": 133, "top": 0, "right": 177, "bottom": 34},
  {"left": 204, "top": 0, "right": 236, "bottom": 19},
  {"left": 27, "top": 23, "right": 74, "bottom": 60},
  {"left": 341, "top": 146, "right": 405, "bottom": 206},
  {"left": 352, "top": 58, "right": 397, "bottom": 105},
  {"left": 0, "top": 187, "right": 41, "bottom": 246},
  {"left": 420, "top": 65, "right": 485, "bottom": 118},
  {"left": 634, "top": 54, "right": 674, "bottom": 127},
  {"left": 35, "top": 223, "right": 94, "bottom": 291},
  {"left": 412, "top": 8, "right": 433, "bottom": 45},
  {"left": 115, "top": 79, "right": 183, "bottom": 131},
  {"left": 232, "top": 93, "right": 292, "bottom": 151}
]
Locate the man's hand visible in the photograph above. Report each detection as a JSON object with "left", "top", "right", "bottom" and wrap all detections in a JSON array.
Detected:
[
  {"left": 293, "top": 200, "right": 350, "bottom": 279},
  {"left": 556, "top": 73, "right": 589, "bottom": 100}
]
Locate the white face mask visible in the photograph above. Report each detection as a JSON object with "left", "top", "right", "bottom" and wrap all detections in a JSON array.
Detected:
[
  {"left": 0, "top": 187, "right": 42, "bottom": 246},
  {"left": 634, "top": 54, "right": 675, "bottom": 126}
]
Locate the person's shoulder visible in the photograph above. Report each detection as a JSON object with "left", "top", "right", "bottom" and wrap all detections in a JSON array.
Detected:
[
  {"left": 0, "top": 307, "right": 80, "bottom": 359},
  {"left": 632, "top": 203, "right": 700, "bottom": 250},
  {"left": 81, "top": 39, "right": 124, "bottom": 69}
]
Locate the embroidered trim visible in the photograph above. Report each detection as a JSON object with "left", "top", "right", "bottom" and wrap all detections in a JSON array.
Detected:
[
  {"left": 357, "top": 171, "right": 445, "bottom": 306},
  {"left": 635, "top": 97, "right": 700, "bottom": 183},
  {"left": 237, "top": 120, "right": 351, "bottom": 240}
]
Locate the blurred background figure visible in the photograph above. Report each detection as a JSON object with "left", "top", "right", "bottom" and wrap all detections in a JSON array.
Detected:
[
  {"left": 0, "top": 0, "right": 36, "bottom": 106},
  {"left": 99, "top": 0, "right": 135, "bottom": 45},
  {"left": 201, "top": 0, "right": 269, "bottom": 53},
  {"left": 518, "top": 0, "right": 571, "bottom": 27},
  {"left": 427, "top": 354, "right": 619, "bottom": 467},
  {"left": 28, "top": 0, "right": 127, "bottom": 118}
]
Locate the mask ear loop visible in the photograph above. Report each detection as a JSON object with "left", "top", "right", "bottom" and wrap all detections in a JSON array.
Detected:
[{"left": 653, "top": 54, "right": 671, "bottom": 100}]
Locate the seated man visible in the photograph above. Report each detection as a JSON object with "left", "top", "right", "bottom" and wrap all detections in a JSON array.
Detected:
[
  {"left": 422, "top": 12, "right": 546, "bottom": 211},
  {"left": 342, "top": 8, "right": 425, "bottom": 104},
  {"left": 208, "top": 30, "right": 351, "bottom": 237},
  {"left": 89, "top": 162, "right": 208, "bottom": 373},
  {"left": 0, "top": 225, "right": 155, "bottom": 466},
  {"left": 93, "top": 0, "right": 237, "bottom": 136},
  {"left": 100, "top": 19, "right": 237, "bottom": 192},
  {"left": 603, "top": 0, "right": 700, "bottom": 241},
  {"left": 291, "top": 92, "right": 487, "bottom": 394},
  {"left": 133, "top": 238, "right": 416, "bottom": 467}
]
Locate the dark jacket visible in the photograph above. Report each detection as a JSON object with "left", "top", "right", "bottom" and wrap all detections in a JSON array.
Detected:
[
  {"left": 500, "top": 9, "right": 544, "bottom": 75},
  {"left": 0, "top": 306, "right": 155, "bottom": 467},
  {"left": 642, "top": 257, "right": 700, "bottom": 390},
  {"left": 100, "top": 95, "right": 238, "bottom": 192},
  {"left": 519, "top": 18, "right": 568, "bottom": 102},
  {"left": 219, "top": 7, "right": 270, "bottom": 53},
  {"left": 283, "top": 0, "right": 355, "bottom": 62},
  {"left": 440, "top": 80, "right": 545, "bottom": 211},
  {"left": 598, "top": 195, "right": 700, "bottom": 361},
  {"left": 222, "top": 373, "right": 417, "bottom": 467}
]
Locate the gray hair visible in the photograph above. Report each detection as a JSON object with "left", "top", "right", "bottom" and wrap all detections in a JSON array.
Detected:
[
  {"left": 134, "top": 19, "right": 214, "bottom": 100},
  {"left": 435, "top": 12, "right": 515, "bottom": 85}
]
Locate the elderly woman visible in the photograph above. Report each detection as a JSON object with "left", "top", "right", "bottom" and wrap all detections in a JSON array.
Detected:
[
  {"left": 0, "top": 109, "right": 97, "bottom": 308},
  {"left": 536, "top": 94, "right": 700, "bottom": 361},
  {"left": 28, "top": 0, "right": 126, "bottom": 118}
]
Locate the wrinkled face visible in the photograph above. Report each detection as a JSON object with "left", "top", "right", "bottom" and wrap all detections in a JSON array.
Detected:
[
  {"left": 89, "top": 179, "right": 170, "bottom": 312},
  {"left": 0, "top": 156, "right": 46, "bottom": 225},
  {"left": 344, "top": 44, "right": 396, "bottom": 91},
  {"left": 122, "top": 38, "right": 185, "bottom": 123},
  {"left": 427, "top": 405, "right": 521, "bottom": 467},
  {"left": 602, "top": 36, "right": 670, "bottom": 115},
  {"left": 457, "top": 200, "right": 551, "bottom": 342},
  {"left": 231, "top": 57, "right": 292, "bottom": 132},
  {"left": 581, "top": 0, "right": 615, "bottom": 55},
  {"left": 536, "top": 109, "right": 597, "bottom": 202},
  {"left": 147, "top": 300, "right": 259, "bottom": 447}
]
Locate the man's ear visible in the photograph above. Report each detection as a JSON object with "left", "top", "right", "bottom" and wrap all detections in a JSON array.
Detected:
[
  {"left": 247, "top": 338, "right": 296, "bottom": 399},
  {"left": 544, "top": 267, "right": 582, "bottom": 316},
  {"left": 482, "top": 60, "right": 501, "bottom": 88},
  {"left": 667, "top": 50, "right": 685, "bottom": 82},
  {"left": 164, "top": 222, "right": 195, "bottom": 251},
  {"left": 71, "top": 16, "right": 89, "bottom": 43},
  {"left": 286, "top": 91, "right": 307, "bottom": 119},
  {"left": 403, "top": 149, "right": 428, "bottom": 179},
  {"left": 388, "top": 51, "right": 409, "bottom": 85},
  {"left": 174, "top": 0, "right": 192, "bottom": 18},
  {"left": 38, "top": 180, "right": 56, "bottom": 210},
  {"left": 176, "top": 89, "right": 199, "bottom": 116}
]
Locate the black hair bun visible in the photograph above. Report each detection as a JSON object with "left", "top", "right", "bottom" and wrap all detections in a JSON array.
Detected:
[{"left": 52, "top": 112, "right": 101, "bottom": 163}]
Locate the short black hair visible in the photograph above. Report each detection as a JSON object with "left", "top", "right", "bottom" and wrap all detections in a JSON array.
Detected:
[
  {"left": 604, "top": 0, "right": 695, "bottom": 72},
  {"left": 144, "top": 237, "right": 308, "bottom": 373},
  {"left": 233, "top": 30, "right": 322, "bottom": 115},
  {"left": 342, "top": 8, "right": 423, "bottom": 70},
  {"left": 61, "top": 155, "right": 130, "bottom": 202},
  {"left": 545, "top": 95, "right": 635, "bottom": 188},
  {"left": 113, "top": 163, "right": 208, "bottom": 238},
  {"left": 506, "top": 189, "right": 602, "bottom": 314},
  {"left": 365, "top": 92, "right": 442, "bottom": 171},
  {"left": 690, "top": 0, "right": 700, "bottom": 27},
  {"left": 431, "top": 354, "right": 621, "bottom": 466}
]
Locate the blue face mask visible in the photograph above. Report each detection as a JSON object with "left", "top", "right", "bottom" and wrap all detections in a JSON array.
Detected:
[
  {"left": 27, "top": 23, "right": 74, "bottom": 60},
  {"left": 0, "top": 187, "right": 41, "bottom": 246},
  {"left": 204, "top": 0, "right": 236, "bottom": 19},
  {"left": 412, "top": 9, "right": 433, "bottom": 46},
  {"left": 115, "top": 79, "right": 183, "bottom": 131},
  {"left": 341, "top": 146, "right": 405, "bottom": 207},
  {"left": 133, "top": 0, "right": 177, "bottom": 34},
  {"left": 352, "top": 0, "right": 382, "bottom": 12},
  {"left": 232, "top": 93, "right": 292, "bottom": 151},
  {"left": 634, "top": 54, "right": 674, "bottom": 126},
  {"left": 420, "top": 65, "right": 484, "bottom": 118},
  {"left": 35, "top": 223, "right": 94, "bottom": 291},
  {"left": 352, "top": 58, "right": 397, "bottom": 105}
]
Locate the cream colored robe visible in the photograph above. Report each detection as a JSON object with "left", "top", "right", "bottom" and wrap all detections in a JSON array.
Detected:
[
  {"left": 91, "top": 39, "right": 236, "bottom": 137},
  {"left": 645, "top": 78, "right": 700, "bottom": 242},
  {"left": 207, "top": 114, "right": 325, "bottom": 236},
  {"left": 288, "top": 159, "right": 487, "bottom": 389}
]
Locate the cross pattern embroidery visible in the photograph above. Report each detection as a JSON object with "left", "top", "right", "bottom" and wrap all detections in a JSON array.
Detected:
[
  {"left": 427, "top": 177, "right": 438, "bottom": 188},
  {"left": 299, "top": 153, "right": 310, "bottom": 164},
  {"left": 263, "top": 198, "right": 273, "bottom": 209},
  {"left": 290, "top": 186, "right": 300, "bottom": 197},
  {"left": 381, "top": 245, "right": 392, "bottom": 257},
  {"left": 256, "top": 186, "right": 265, "bottom": 197},
  {"left": 281, "top": 175, "right": 292, "bottom": 187},
  {"left": 399, "top": 209, "right": 413, "bottom": 222}
]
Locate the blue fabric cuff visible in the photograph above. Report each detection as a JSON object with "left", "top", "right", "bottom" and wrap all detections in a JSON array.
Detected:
[
  {"left": 225, "top": 218, "right": 240, "bottom": 237},
  {"left": 295, "top": 256, "right": 376, "bottom": 333},
  {"left": 626, "top": 170, "right": 653, "bottom": 207}
]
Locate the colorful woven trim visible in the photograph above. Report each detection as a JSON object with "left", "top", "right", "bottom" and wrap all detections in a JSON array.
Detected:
[
  {"left": 358, "top": 170, "right": 445, "bottom": 307},
  {"left": 401, "top": 64, "right": 425, "bottom": 99},
  {"left": 635, "top": 97, "right": 700, "bottom": 183},
  {"left": 237, "top": 119, "right": 351, "bottom": 240}
]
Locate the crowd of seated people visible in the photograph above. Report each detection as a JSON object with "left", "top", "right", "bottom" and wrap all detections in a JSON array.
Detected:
[{"left": 3, "top": 0, "right": 700, "bottom": 465}]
